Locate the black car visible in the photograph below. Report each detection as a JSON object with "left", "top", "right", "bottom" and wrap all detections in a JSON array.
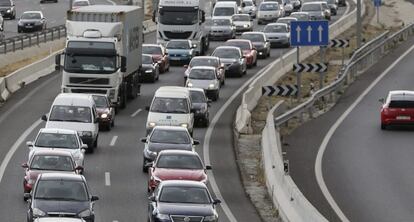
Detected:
[
  {"left": 211, "top": 46, "right": 247, "bottom": 77},
  {"left": 148, "top": 180, "right": 221, "bottom": 222},
  {"left": 141, "top": 126, "right": 199, "bottom": 172},
  {"left": 189, "top": 88, "right": 211, "bottom": 127},
  {"left": 0, "top": 0, "right": 15, "bottom": 19},
  {"left": 18, "top": 11, "right": 46, "bottom": 33},
  {"left": 240, "top": 32, "right": 271, "bottom": 58},
  {"left": 25, "top": 173, "right": 98, "bottom": 222},
  {"left": 140, "top": 54, "right": 160, "bottom": 83}
]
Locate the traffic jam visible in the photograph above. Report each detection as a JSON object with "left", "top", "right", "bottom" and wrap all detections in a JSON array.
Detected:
[{"left": 14, "top": 0, "right": 344, "bottom": 221}]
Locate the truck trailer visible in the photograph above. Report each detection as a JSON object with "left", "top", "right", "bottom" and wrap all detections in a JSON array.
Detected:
[{"left": 56, "top": 5, "right": 143, "bottom": 110}]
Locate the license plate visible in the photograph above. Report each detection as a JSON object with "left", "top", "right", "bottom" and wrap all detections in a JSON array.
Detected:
[{"left": 396, "top": 116, "right": 410, "bottom": 120}]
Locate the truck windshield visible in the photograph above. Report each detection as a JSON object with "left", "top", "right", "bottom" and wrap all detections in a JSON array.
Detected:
[
  {"left": 64, "top": 54, "right": 116, "bottom": 74},
  {"left": 159, "top": 8, "right": 198, "bottom": 25}
]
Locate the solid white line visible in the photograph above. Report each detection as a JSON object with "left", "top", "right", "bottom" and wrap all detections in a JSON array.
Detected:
[
  {"left": 110, "top": 136, "right": 118, "bottom": 146},
  {"left": 105, "top": 172, "right": 111, "bottom": 186},
  {"left": 315, "top": 41, "right": 414, "bottom": 222},
  {"left": 131, "top": 108, "right": 142, "bottom": 117},
  {"left": 0, "top": 119, "right": 42, "bottom": 184}
]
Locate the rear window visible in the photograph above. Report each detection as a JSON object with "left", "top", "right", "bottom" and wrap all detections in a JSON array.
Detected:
[
  {"left": 0, "top": 0, "right": 12, "bottom": 6},
  {"left": 389, "top": 101, "right": 414, "bottom": 108}
]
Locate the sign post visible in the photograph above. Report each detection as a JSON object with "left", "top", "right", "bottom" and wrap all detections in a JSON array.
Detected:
[{"left": 374, "top": 0, "right": 381, "bottom": 23}]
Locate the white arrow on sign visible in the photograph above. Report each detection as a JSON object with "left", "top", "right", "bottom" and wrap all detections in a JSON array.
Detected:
[
  {"left": 318, "top": 25, "right": 324, "bottom": 43},
  {"left": 296, "top": 26, "right": 301, "bottom": 43},
  {"left": 307, "top": 26, "right": 312, "bottom": 43}
]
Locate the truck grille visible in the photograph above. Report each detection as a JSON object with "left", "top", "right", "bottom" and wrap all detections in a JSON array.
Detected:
[
  {"left": 69, "top": 77, "right": 109, "bottom": 85},
  {"left": 171, "top": 215, "right": 204, "bottom": 222},
  {"left": 164, "top": 31, "right": 193, "bottom": 39},
  {"left": 71, "top": 89, "right": 107, "bottom": 94}
]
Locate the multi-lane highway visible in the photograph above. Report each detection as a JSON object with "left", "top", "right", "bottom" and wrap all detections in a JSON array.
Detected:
[
  {"left": 0, "top": 2, "right": 351, "bottom": 222},
  {"left": 285, "top": 27, "right": 414, "bottom": 221}
]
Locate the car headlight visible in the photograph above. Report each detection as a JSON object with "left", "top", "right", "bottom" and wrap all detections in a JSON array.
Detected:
[
  {"left": 27, "top": 178, "right": 35, "bottom": 185},
  {"left": 204, "top": 214, "right": 218, "bottom": 221},
  {"left": 145, "top": 148, "right": 157, "bottom": 157},
  {"left": 148, "top": 122, "right": 156, "bottom": 127},
  {"left": 187, "top": 82, "right": 193, "bottom": 87},
  {"left": 243, "top": 24, "right": 249, "bottom": 28},
  {"left": 7, "top": 9, "right": 11, "bottom": 13},
  {"left": 33, "top": 208, "right": 46, "bottom": 217},
  {"left": 208, "top": 83, "right": 215, "bottom": 89},
  {"left": 180, "top": 123, "right": 188, "bottom": 128},
  {"left": 101, "top": 113, "right": 108, "bottom": 119},
  {"left": 18, "top": 21, "right": 23, "bottom": 25},
  {"left": 79, "top": 131, "right": 92, "bottom": 137},
  {"left": 145, "top": 69, "right": 153, "bottom": 73},
  {"left": 156, "top": 213, "right": 170, "bottom": 220},
  {"left": 78, "top": 209, "right": 92, "bottom": 217}
]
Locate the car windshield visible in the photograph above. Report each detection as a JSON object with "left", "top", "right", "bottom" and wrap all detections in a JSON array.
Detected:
[
  {"left": 264, "top": 24, "right": 288, "bottom": 33},
  {"left": 213, "top": 7, "right": 235, "bottom": 16},
  {"left": 21, "top": 13, "right": 41, "bottom": 20},
  {"left": 190, "top": 91, "right": 207, "bottom": 103},
  {"left": 225, "top": 41, "right": 250, "bottom": 50},
  {"left": 388, "top": 100, "right": 414, "bottom": 108},
  {"left": 213, "top": 48, "right": 240, "bottom": 59},
  {"left": 233, "top": 15, "right": 250, "bottom": 21},
  {"left": 159, "top": 8, "right": 198, "bottom": 25},
  {"left": 142, "top": 56, "right": 153, "bottom": 64},
  {"left": 241, "top": 34, "right": 265, "bottom": 42},
  {"left": 159, "top": 186, "right": 211, "bottom": 204},
  {"left": 327, "top": 0, "right": 335, "bottom": 3},
  {"left": 166, "top": 41, "right": 190, "bottom": 49},
  {"left": 35, "top": 180, "right": 88, "bottom": 201},
  {"left": 0, "top": 0, "right": 11, "bottom": 6},
  {"left": 92, "top": 95, "right": 108, "bottom": 108},
  {"left": 150, "top": 98, "right": 189, "bottom": 113},
  {"left": 143, "top": 46, "right": 162, "bottom": 55},
  {"left": 49, "top": 105, "right": 92, "bottom": 123},
  {"left": 260, "top": 3, "right": 278, "bottom": 11},
  {"left": 156, "top": 154, "right": 203, "bottom": 169},
  {"left": 190, "top": 58, "right": 219, "bottom": 67},
  {"left": 150, "top": 129, "right": 191, "bottom": 144},
  {"left": 243, "top": 1, "right": 253, "bottom": 6},
  {"left": 73, "top": 1, "right": 89, "bottom": 6},
  {"left": 302, "top": 4, "right": 321, "bottom": 11},
  {"left": 189, "top": 69, "right": 216, "bottom": 80},
  {"left": 212, "top": 19, "right": 231, "bottom": 26},
  {"left": 35, "top": 133, "right": 79, "bottom": 149},
  {"left": 30, "top": 155, "right": 74, "bottom": 171}
]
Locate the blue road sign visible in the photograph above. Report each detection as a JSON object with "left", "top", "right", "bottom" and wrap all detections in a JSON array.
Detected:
[
  {"left": 290, "top": 21, "right": 329, "bottom": 46},
  {"left": 374, "top": 0, "right": 381, "bottom": 7}
]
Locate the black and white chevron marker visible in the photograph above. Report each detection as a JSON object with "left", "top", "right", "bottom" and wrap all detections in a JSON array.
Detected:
[
  {"left": 293, "top": 63, "right": 328, "bottom": 73},
  {"left": 262, "top": 85, "right": 298, "bottom": 96},
  {"left": 330, "top": 39, "right": 350, "bottom": 48}
]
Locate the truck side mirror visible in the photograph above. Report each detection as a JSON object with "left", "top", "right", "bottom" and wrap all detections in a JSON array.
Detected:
[
  {"left": 201, "top": 10, "right": 206, "bottom": 23},
  {"left": 120, "top": 56, "right": 127, "bottom": 72},
  {"left": 55, "top": 54, "right": 61, "bottom": 71}
]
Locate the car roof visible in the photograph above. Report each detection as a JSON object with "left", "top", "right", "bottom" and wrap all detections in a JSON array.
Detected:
[
  {"left": 53, "top": 93, "right": 94, "bottom": 107},
  {"left": 266, "top": 23, "right": 288, "bottom": 27},
  {"left": 192, "top": 56, "right": 219, "bottom": 60},
  {"left": 214, "top": 1, "right": 237, "bottom": 6},
  {"left": 190, "top": 66, "right": 216, "bottom": 71},
  {"left": 389, "top": 90, "right": 414, "bottom": 100},
  {"left": 143, "top": 44, "right": 162, "bottom": 48},
  {"left": 152, "top": 125, "right": 190, "bottom": 131},
  {"left": 35, "top": 218, "right": 85, "bottom": 222},
  {"left": 291, "top": 12, "right": 309, "bottom": 15},
  {"left": 158, "top": 149, "right": 198, "bottom": 156},
  {"left": 226, "top": 39, "right": 252, "bottom": 43},
  {"left": 32, "top": 149, "right": 74, "bottom": 157},
  {"left": 278, "top": 17, "right": 298, "bottom": 20},
  {"left": 215, "top": 46, "right": 241, "bottom": 51},
  {"left": 155, "top": 86, "right": 190, "bottom": 98},
  {"left": 160, "top": 180, "right": 207, "bottom": 188},
  {"left": 22, "top": 11, "right": 42, "bottom": 14},
  {"left": 242, "top": 31, "right": 265, "bottom": 36},
  {"left": 39, "top": 128, "right": 78, "bottom": 134},
  {"left": 39, "top": 173, "right": 84, "bottom": 181}
]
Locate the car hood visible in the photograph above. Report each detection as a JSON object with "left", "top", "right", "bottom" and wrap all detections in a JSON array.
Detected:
[
  {"left": 157, "top": 202, "right": 215, "bottom": 216},
  {"left": 147, "top": 142, "right": 193, "bottom": 153},
  {"left": 258, "top": 10, "right": 280, "bottom": 16},
  {"left": 0, "top": 6, "right": 12, "bottom": 10},
  {"left": 167, "top": 49, "right": 191, "bottom": 55},
  {"left": 219, "top": 58, "right": 239, "bottom": 64},
  {"left": 45, "top": 121, "right": 94, "bottom": 133},
  {"left": 210, "top": 26, "right": 232, "bottom": 31},
  {"left": 251, "top": 42, "right": 265, "bottom": 48},
  {"left": 188, "top": 79, "right": 217, "bottom": 90},
  {"left": 154, "top": 168, "right": 206, "bottom": 181},
  {"left": 265, "top": 33, "right": 290, "bottom": 38},
  {"left": 233, "top": 21, "right": 250, "bottom": 26},
  {"left": 142, "top": 64, "right": 155, "bottom": 69},
  {"left": 19, "top": 19, "right": 42, "bottom": 23},
  {"left": 96, "top": 107, "right": 110, "bottom": 115},
  {"left": 33, "top": 199, "right": 89, "bottom": 215},
  {"left": 304, "top": 11, "right": 323, "bottom": 16}
]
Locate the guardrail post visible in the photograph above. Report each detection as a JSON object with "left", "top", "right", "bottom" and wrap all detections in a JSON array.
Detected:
[
  {"left": 29, "top": 35, "right": 32, "bottom": 47},
  {"left": 2, "top": 41, "right": 5, "bottom": 54},
  {"left": 58, "top": 28, "right": 61, "bottom": 39},
  {"left": 308, "top": 106, "right": 313, "bottom": 119},
  {"left": 36, "top": 32, "right": 39, "bottom": 45},
  {"left": 51, "top": 29, "right": 54, "bottom": 41},
  {"left": 12, "top": 39, "right": 15, "bottom": 52},
  {"left": 44, "top": 31, "right": 47, "bottom": 43},
  {"left": 20, "top": 36, "right": 24, "bottom": 50}
]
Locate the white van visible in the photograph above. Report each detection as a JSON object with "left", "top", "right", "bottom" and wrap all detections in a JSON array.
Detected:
[
  {"left": 212, "top": 1, "right": 239, "bottom": 20},
  {"left": 146, "top": 86, "right": 194, "bottom": 135},
  {"left": 42, "top": 93, "right": 99, "bottom": 153}
]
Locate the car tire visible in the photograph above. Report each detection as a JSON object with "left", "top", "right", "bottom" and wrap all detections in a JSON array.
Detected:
[
  {"left": 253, "top": 58, "right": 257, "bottom": 66},
  {"left": 111, "top": 119, "right": 115, "bottom": 127},
  {"left": 381, "top": 123, "right": 386, "bottom": 130},
  {"left": 93, "top": 136, "right": 98, "bottom": 148},
  {"left": 204, "top": 117, "right": 209, "bottom": 127},
  {"left": 106, "top": 123, "right": 111, "bottom": 131}
]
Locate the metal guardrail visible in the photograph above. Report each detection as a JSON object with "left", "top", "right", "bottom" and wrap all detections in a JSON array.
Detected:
[
  {"left": 274, "top": 23, "right": 414, "bottom": 127},
  {"left": 0, "top": 25, "right": 66, "bottom": 54}
]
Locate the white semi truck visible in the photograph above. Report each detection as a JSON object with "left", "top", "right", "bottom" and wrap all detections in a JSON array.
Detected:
[
  {"left": 56, "top": 5, "right": 143, "bottom": 110},
  {"left": 153, "top": 0, "right": 210, "bottom": 55}
]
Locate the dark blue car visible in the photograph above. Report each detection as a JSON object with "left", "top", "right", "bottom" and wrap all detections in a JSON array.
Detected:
[{"left": 166, "top": 40, "right": 195, "bottom": 65}]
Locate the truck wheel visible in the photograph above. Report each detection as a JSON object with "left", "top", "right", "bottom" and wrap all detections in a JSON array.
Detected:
[{"left": 119, "top": 83, "right": 127, "bottom": 109}]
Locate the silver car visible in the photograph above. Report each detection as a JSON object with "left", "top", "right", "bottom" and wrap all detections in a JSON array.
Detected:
[
  {"left": 186, "top": 66, "right": 221, "bottom": 101},
  {"left": 290, "top": 11, "right": 310, "bottom": 21},
  {"left": 276, "top": 16, "right": 298, "bottom": 26},
  {"left": 27, "top": 128, "right": 86, "bottom": 169},
  {"left": 257, "top": 2, "right": 282, "bottom": 25},
  {"left": 242, "top": 0, "right": 257, "bottom": 18},
  {"left": 232, "top": 14, "right": 253, "bottom": 33},
  {"left": 301, "top": 2, "right": 326, "bottom": 20},
  {"left": 263, "top": 23, "right": 290, "bottom": 48},
  {"left": 211, "top": 46, "right": 247, "bottom": 77},
  {"left": 209, "top": 18, "right": 236, "bottom": 40}
]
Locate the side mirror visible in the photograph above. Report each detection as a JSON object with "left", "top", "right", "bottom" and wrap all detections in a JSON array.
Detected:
[
  {"left": 252, "top": 47, "right": 257, "bottom": 50},
  {"left": 24, "top": 193, "right": 31, "bottom": 200},
  {"left": 21, "top": 163, "right": 29, "bottom": 168},
  {"left": 242, "top": 2, "right": 246, "bottom": 7},
  {"left": 145, "top": 106, "right": 150, "bottom": 111},
  {"left": 55, "top": 54, "right": 61, "bottom": 71},
  {"left": 140, "top": 137, "right": 147, "bottom": 143},
  {"left": 41, "top": 114, "right": 47, "bottom": 121},
  {"left": 201, "top": 10, "right": 206, "bottom": 23},
  {"left": 190, "top": 108, "right": 197, "bottom": 113},
  {"left": 26, "top": 141, "right": 33, "bottom": 148},
  {"left": 145, "top": 162, "right": 154, "bottom": 168},
  {"left": 193, "top": 140, "right": 200, "bottom": 145},
  {"left": 213, "top": 199, "right": 221, "bottom": 205},
  {"left": 148, "top": 195, "right": 156, "bottom": 202},
  {"left": 120, "top": 56, "right": 127, "bottom": 72},
  {"left": 205, "top": 165, "right": 212, "bottom": 170},
  {"left": 75, "top": 165, "right": 84, "bottom": 172},
  {"left": 379, "top": 98, "right": 385, "bottom": 104},
  {"left": 165, "top": 52, "right": 169, "bottom": 55},
  {"left": 183, "top": 65, "right": 189, "bottom": 68},
  {"left": 91, "top": 195, "right": 99, "bottom": 201}
]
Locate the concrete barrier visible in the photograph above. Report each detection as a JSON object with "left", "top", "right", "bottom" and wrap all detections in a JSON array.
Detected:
[{"left": 0, "top": 77, "right": 9, "bottom": 102}]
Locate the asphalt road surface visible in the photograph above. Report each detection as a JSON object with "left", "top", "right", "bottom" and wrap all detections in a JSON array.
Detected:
[
  {"left": 285, "top": 27, "right": 414, "bottom": 221},
  {"left": 0, "top": 4, "right": 350, "bottom": 222}
]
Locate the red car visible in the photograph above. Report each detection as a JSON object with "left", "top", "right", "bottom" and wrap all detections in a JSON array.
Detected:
[
  {"left": 148, "top": 150, "right": 211, "bottom": 192},
  {"left": 380, "top": 90, "right": 414, "bottom": 129},
  {"left": 21, "top": 150, "right": 82, "bottom": 200},
  {"left": 142, "top": 44, "right": 170, "bottom": 73},
  {"left": 224, "top": 39, "right": 258, "bottom": 68},
  {"left": 92, "top": 94, "right": 115, "bottom": 131}
]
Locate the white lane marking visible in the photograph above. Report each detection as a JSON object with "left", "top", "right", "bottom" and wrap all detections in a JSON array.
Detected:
[
  {"left": 344, "top": 0, "right": 350, "bottom": 16},
  {"left": 203, "top": 60, "right": 276, "bottom": 222},
  {"left": 315, "top": 41, "right": 414, "bottom": 222},
  {"left": 0, "top": 119, "right": 42, "bottom": 184},
  {"left": 113, "top": 221, "right": 119, "bottom": 222},
  {"left": 131, "top": 108, "right": 142, "bottom": 117},
  {"left": 110, "top": 136, "right": 118, "bottom": 146},
  {"left": 105, "top": 0, "right": 116, "bottom": 5},
  {"left": 105, "top": 172, "right": 111, "bottom": 186}
]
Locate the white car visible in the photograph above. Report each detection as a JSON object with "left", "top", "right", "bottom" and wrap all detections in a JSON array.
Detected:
[
  {"left": 72, "top": 0, "right": 90, "bottom": 9},
  {"left": 242, "top": 0, "right": 257, "bottom": 18},
  {"left": 257, "top": 2, "right": 282, "bottom": 24},
  {"left": 232, "top": 14, "right": 253, "bottom": 33},
  {"left": 27, "top": 128, "right": 86, "bottom": 169},
  {"left": 186, "top": 66, "right": 221, "bottom": 101}
]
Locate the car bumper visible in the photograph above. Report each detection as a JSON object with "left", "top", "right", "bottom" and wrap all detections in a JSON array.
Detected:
[
  {"left": 0, "top": 11, "right": 13, "bottom": 18},
  {"left": 168, "top": 56, "right": 191, "bottom": 63},
  {"left": 80, "top": 136, "right": 94, "bottom": 148},
  {"left": 18, "top": 24, "right": 43, "bottom": 31},
  {"left": 205, "top": 89, "right": 219, "bottom": 98},
  {"left": 209, "top": 32, "right": 233, "bottom": 40},
  {"left": 223, "top": 63, "right": 242, "bottom": 74},
  {"left": 382, "top": 118, "right": 414, "bottom": 125},
  {"left": 269, "top": 39, "right": 290, "bottom": 46},
  {"left": 235, "top": 27, "right": 252, "bottom": 32}
]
